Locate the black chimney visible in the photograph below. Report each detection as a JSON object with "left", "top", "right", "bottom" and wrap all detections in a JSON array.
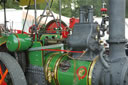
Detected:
[{"left": 109, "top": 0, "right": 127, "bottom": 60}]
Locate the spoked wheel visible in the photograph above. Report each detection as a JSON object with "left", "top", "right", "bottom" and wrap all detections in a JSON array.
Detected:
[{"left": 0, "top": 52, "right": 27, "bottom": 85}]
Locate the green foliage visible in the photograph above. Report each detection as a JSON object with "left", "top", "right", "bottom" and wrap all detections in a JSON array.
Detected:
[
  {"left": 0, "top": 5, "right": 2, "bottom": 9},
  {"left": 0, "top": 0, "right": 128, "bottom": 17},
  {"left": 1, "top": 0, "right": 20, "bottom": 9},
  {"left": 51, "top": 0, "right": 72, "bottom": 17},
  {"left": 72, "top": 0, "right": 106, "bottom": 17}
]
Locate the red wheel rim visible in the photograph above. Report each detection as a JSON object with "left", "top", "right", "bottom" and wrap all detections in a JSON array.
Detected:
[{"left": 45, "top": 20, "right": 69, "bottom": 38}]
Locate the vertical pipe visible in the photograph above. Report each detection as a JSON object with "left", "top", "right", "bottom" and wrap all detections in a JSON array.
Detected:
[
  {"left": 22, "top": 0, "right": 31, "bottom": 33},
  {"left": 34, "top": 0, "right": 37, "bottom": 27},
  {"left": 102, "top": 0, "right": 105, "bottom": 8},
  {"left": 34, "top": 0, "right": 37, "bottom": 41},
  {"left": 109, "top": 0, "right": 126, "bottom": 60},
  {"left": 59, "top": 0, "right": 61, "bottom": 28},
  {"left": 109, "top": 0, "right": 126, "bottom": 40},
  {"left": 79, "top": 6, "right": 86, "bottom": 23},
  {"left": 88, "top": 6, "right": 93, "bottom": 23},
  {"left": 3, "top": 0, "right": 7, "bottom": 31}
]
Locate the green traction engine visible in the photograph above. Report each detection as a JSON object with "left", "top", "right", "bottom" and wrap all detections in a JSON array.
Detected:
[
  {"left": 1, "top": 0, "right": 128, "bottom": 85},
  {"left": 0, "top": 5, "right": 109, "bottom": 85}
]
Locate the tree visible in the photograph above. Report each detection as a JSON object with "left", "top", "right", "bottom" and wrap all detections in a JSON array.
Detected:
[
  {"left": 0, "top": 0, "right": 128, "bottom": 17},
  {"left": 0, "top": 5, "right": 2, "bottom": 9},
  {"left": 51, "top": 0, "right": 72, "bottom": 17},
  {"left": 72, "top": 0, "right": 104, "bottom": 17},
  {"left": 0, "top": 0, "right": 20, "bottom": 9}
]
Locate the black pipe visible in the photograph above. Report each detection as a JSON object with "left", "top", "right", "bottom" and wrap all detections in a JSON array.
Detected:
[
  {"left": 59, "top": 0, "right": 61, "bottom": 28},
  {"left": 79, "top": 6, "right": 87, "bottom": 23},
  {"left": 34, "top": 0, "right": 38, "bottom": 40},
  {"left": 88, "top": 6, "right": 93, "bottom": 23},
  {"left": 109, "top": 0, "right": 126, "bottom": 60},
  {"left": 22, "top": 0, "right": 31, "bottom": 33},
  {"left": 3, "top": 0, "right": 7, "bottom": 31}
]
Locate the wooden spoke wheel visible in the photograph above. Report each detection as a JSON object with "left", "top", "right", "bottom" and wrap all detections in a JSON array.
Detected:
[{"left": 0, "top": 52, "right": 27, "bottom": 85}]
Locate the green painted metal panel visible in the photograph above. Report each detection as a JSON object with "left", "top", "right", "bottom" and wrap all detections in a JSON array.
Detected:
[
  {"left": 40, "top": 34, "right": 61, "bottom": 41},
  {"left": 45, "top": 52, "right": 61, "bottom": 85},
  {"left": 6, "top": 34, "right": 32, "bottom": 52},
  {"left": 58, "top": 60, "right": 91, "bottom": 85},
  {"left": 0, "top": 36, "right": 7, "bottom": 46},
  {"left": 6, "top": 34, "right": 18, "bottom": 51},
  {"left": 29, "top": 41, "right": 43, "bottom": 66},
  {"left": 44, "top": 53, "right": 92, "bottom": 85},
  {"left": 40, "top": 34, "right": 62, "bottom": 55},
  {"left": 16, "top": 34, "right": 32, "bottom": 51}
]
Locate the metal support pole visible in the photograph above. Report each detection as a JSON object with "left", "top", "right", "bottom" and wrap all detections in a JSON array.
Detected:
[
  {"left": 34, "top": 0, "right": 37, "bottom": 41},
  {"left": 34, "top": 0, "right": 37, "bottom": 29},
  {"left": 102, "top": 0, "right": 105, "bottom": 8},
  {"left": 37, "top": 0, "right": 59, "bottom": 29},
  {"left": 59, "top": 0, "right": 61, "bottom": 28},
  {"left": 3, "top": 0, "right": 7, "bottom": 31}
]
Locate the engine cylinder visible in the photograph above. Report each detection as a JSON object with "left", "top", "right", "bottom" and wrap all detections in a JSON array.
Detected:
[{"left": 6, "top": 34, "right": 32, "bottom": 52}]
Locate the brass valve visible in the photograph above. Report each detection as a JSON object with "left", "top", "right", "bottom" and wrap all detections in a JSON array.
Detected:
[{"left": 47, "top": 67, "right": 54, "bottom": 83}]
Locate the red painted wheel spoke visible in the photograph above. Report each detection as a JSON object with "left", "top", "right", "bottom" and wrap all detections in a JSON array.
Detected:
[
  {"left": 0, "top": 65, "right": 7, "bottom": 85},
  {"left": 0, "top": 65, "right": 3, "bottom": 77},
  {"left": 0, "top": 69, "right": 8, "bottom": 85}
]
